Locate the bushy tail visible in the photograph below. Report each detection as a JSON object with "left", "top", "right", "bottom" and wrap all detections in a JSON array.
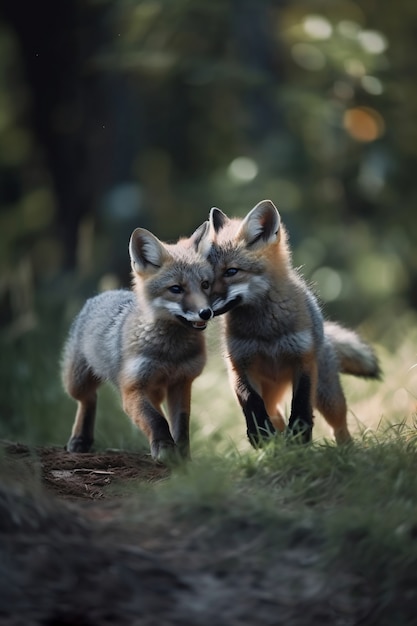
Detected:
[{"left": 324, "top": 321, "right": 381, "bottom": 379}]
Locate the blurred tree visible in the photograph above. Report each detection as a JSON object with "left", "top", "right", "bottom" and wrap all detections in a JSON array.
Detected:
[
  {"left": 1, "top": 0, "right": 417, "bottom": 336},
  {"left": 2, "top": 0, "right": 95, "bottom": 270}
]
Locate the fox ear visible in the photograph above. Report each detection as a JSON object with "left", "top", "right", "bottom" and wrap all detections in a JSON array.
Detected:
[
  {"left": 188, "top": 220, "right": 209, "bottom": 251},
  {"left": 194, "top": 207, "right": 229, "bottom": 257},
  {"left": 209, "top": 207, "right": 229, "bottom": 234},
  {"left": 129, "top": 228, "right": 167, "bottom": 273},
  {"left": 239, "top": 199, "right": 281, "bottom": 248}
]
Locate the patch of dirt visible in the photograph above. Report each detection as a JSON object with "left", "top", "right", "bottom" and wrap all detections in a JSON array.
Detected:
[
  {"left": 0, "top": 441, "right": 375, "bottom": 626},
  {"left": 0, "top": 440, "right": 169, "bottom": 501}
]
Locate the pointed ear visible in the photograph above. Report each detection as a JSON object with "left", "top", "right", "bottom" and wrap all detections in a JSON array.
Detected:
[
  {"left": 194, "top": 207, "right": 230, "bottom": 257},
  {"left": 129, "top": 228, "right": 167, "bottom": 273},
  {"left": 209, "top": 207, "right": 229, "bottom": 234},
  {"left": 238, "top": 200, "right": 281, "bottom": 248},
  {"left": 188, "top": 220, "right": 209, "bottom": 251}
]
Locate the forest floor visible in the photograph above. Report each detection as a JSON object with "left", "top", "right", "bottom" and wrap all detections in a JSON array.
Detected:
[{"left": 0, "top": 436, "right": 415, "bottom": 625}]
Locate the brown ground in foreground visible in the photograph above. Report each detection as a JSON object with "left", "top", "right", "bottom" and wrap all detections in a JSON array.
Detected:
[{"left": 0, "top": 440, "right": 371, "bottom": 625}]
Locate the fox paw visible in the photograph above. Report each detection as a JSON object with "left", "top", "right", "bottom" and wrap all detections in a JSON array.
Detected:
[
  {"left": 247, "top": 424, "right": 277, "bottom": 449},
  {"left": 285, "top": 423, "right": 313, "bottom": 445},
  {"left": 334, "top": 429, "right": 353, "bottom": 445},
  {"left": 151, "top": 441, "right": 186, "bottom": 466},
  {"left": 66, "top": 436, "right": 94, "bottom": 453}
]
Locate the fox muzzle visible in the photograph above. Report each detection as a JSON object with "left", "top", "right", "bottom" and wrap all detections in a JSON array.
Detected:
[
  {"left": 175, "top": 306, "right": 213, "bottom": 331},
  {"left": 199, "top": 307, "right": 213, "bottom": 321},
  {"left": 212, "top": 295, "right": 242, "bottom": 317}
]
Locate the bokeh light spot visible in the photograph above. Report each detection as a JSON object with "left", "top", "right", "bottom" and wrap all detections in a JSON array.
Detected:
[
  {"left": 355, "top": 253, "right": 407, "bottom": 296},
  {"left": 312, "top": 267, "right": 343, "bottom": 302},
  {"left": 302, "top": 15, "right": 333, "bottom": 40},
  {"left": 337, "top": 20, "right": 361, "bottom": 39},
  {"left": 361, "top": 75, "right": 383, "bottom": 95},
  {"left": 344, "top": 58, "right": 366, "bottom": 77},
  {"left": 357, "top": 30, "right": 388, "bottom": 54},
  {"left": 228, "top": 157, "right": 258, "bottom": 182},
  {"left": 343, "top": 107, "right": 385, "bottom": 142},
  {"left": 291, "top": 43, "right": 326, "bottom": 71}
]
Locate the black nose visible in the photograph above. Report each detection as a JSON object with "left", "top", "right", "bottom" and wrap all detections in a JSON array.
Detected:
[{"left": 199, "top": 308, "right": 213, "bottom": 321}]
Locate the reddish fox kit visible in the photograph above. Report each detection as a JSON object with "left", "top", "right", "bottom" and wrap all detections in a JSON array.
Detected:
[
  {"left": 197, "top": 199, "right": 380, "bottom": 445},
  {"left": 62, "top": 227, "right": 213, "bottom": 463}
]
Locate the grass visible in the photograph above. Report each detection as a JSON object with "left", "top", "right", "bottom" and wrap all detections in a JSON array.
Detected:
[{"left": 120, "top": 428, "right": 417, "bottom": 623}]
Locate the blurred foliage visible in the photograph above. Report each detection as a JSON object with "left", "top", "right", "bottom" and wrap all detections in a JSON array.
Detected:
[{"left": 1, "top": 0, "right": 417, "bottom": 441}]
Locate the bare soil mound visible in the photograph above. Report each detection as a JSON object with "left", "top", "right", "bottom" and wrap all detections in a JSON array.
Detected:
[{"left": 1, "top": 440, "right": 169, "bottom": 501}]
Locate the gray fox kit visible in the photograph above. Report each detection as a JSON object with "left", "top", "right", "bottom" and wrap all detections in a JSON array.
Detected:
[
  {"left": 62, "top": 227, "right": 213, "bottom": 463},
  {"left": 196, "top": 199, "right": 380, "bottom": 445}
]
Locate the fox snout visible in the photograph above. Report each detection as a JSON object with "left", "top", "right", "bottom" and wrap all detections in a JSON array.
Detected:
[
  {"left": 176, "top": 304, "right": 213, "bottom": 331},
  {"left": 211, "top": 288, "right": 243, "bottom": 317},
  {"left": 183, "top": 306, "right": 213, "bottom": 330},
  {"left": 199, "top": 307, "right": 213, "bottom": 321}
]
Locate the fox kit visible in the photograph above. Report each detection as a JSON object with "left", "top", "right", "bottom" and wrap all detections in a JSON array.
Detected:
[
  {"left": 197, "top": 199, "right": 380, "bottom": 445},
  {"left": 62, "top": 227, "right": 213, "bottom": 463}
]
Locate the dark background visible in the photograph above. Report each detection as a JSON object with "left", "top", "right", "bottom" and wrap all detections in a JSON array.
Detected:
[{"left": 1, "top": 0, "right": 416, "bottom": 441}]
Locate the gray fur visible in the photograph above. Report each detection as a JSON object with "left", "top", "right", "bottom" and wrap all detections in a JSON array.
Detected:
[
  {"left": 323, "top": 321, "right": 381, "bottom": 378},
  {"left": 62, "top": 231, "right": 214, "bottom": 463},
  {"left": 62, "top": 290, "right": 134, "bottom": 386},
  {"left": 200, "top": 199, "right": 380, "bottom": 445},
  {"left": 62, "top": 289, "right": 208, "bottom": 393}
]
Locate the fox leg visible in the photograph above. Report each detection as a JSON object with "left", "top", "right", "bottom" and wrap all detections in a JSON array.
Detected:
[
  {"left": 261, "top": 381, "right": 288, "bottom": 433},
  {"left": 122, "top": 385, "right": 177, "bottom": 464},
  {"left": 67, "top": 392, "right": 97, "bottom": 452},
  {"left": 166, "top": 380, "right": 192, "bottom": 460},
  {"left": 287, "top": 363, "right": 317, "bottom": 443},
  {"left": 64, "top": 360, "right": 99, "bottom": 453},
  {"left": 316, "top": 374, "right": 352, "bottom": 444},
  {"left": 229, "top": 367, "right": 276, "bottom": 447}
]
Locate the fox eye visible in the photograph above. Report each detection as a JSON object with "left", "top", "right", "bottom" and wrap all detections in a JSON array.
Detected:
[
  {"left": 224, "top": 268, "right": 239, "bottom": 277},
  {"left": 201, "top": 280, "right": 210, "bottom": 290},
  {"left": 168, "top": 285, "right": 183, "bottom": 294}
]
